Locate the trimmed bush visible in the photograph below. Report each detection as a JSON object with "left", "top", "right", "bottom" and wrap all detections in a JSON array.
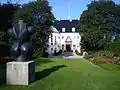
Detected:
[
  {"left": 0, "top": 43, "right": 10, "bottom": 56},
  {"left": 104, "top": 43, "right": 120, "bottom": 56},
  {"left": 94, "top": 50, "right": 114, "bottom": 57},
  {"left": 75, "top": 50, "right": 82, "bottom": 56},
  {"left": 33, "top": 47, "right": 43, "bottom": 57},
  {"left": 114, "top": 37, "right": 120, "bottom": 43},
  {"left": 42, "top": 51, "right": 48, "bottom": 58},
  {"left": 54, "top": 49, "right": 62, "bottom": 56}
]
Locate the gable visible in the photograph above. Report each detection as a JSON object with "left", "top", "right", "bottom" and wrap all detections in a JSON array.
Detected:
[{"left": 65, "top": 36, "right": 72, "bottom": 42}]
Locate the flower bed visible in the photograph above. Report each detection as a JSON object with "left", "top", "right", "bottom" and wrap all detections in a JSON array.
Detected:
[
  {"left": 104, "top": 56, "right": 120, "bottom": 59},
  {"left": 104, "top": 56, "right": 120, "bottom": 64}
]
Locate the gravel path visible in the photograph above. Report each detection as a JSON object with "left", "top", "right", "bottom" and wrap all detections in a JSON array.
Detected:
[{"left": 48, "top": 52, "right": 84, "bottom": 59}]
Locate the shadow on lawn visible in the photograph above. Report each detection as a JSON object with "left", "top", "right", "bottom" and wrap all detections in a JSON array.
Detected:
[{"left": 35, "top": 65, "right": 67, "bottom": 81}]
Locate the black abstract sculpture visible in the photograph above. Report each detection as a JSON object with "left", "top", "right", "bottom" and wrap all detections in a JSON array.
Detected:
[{"left": 8, "top": 20, "right": 36, "bottom": 62}]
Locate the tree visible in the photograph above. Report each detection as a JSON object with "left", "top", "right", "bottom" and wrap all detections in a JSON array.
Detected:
[
  {"left": 0, "top": 2, "right": 19, "bottom": 43},
  {"left": 78, "top": 0, "right": 120, "bottom": 51},
  {"left": 14, "top": 0, "right": 55, "bottom": 56}
]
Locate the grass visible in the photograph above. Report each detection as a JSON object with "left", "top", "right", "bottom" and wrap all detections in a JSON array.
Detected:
[
  {"left": 98, "top": 63, "right": 120, "bottom": 71},
  {"left": 0, "top": 58, "right": 120, "bottom": 90}
]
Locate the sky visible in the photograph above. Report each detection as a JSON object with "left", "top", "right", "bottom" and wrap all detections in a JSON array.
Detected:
[{"left": 1, "top": 0, "right": 120, "bottom": 20}]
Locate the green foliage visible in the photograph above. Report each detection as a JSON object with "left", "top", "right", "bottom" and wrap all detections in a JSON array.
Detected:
[
  {"left": 114, "top": 57, "right": 120, "bottom": 65},
  {"left": 54, "top": 49, "right": 62, "bottom": 56},
  {"left": 94, "top": 50, "right": 114, "bottom": 57},
  {"left": 0, "top": 2, "right": 19, "bottom": 32},
  {"left": 78, "top": 0, "right": 120, "bottom": 51},
  {"left": 33, "top": 47, "right": 43, "bottom": 57},
  {"left": 75, "top": 50, "right": 82, "bottom": 56},
  {"left": 14, "top": 1, "right": 55, "bottom": 55},
  {"left": 98, "top": 63, "right": 120, "bottom": 71},
  {"left": 0, "top": 2, "right": 19, "bottom": 44},
  {"left": 0, "top": 32, "right": 9, "bottom": 43},
  {"left": 87, "top": 50, "right": 116, "bottom": 65},
  {"left": 104, "top": 42, "right": 120, "bottom": 56},
  {"left": 114, "top": 37, "right": 120, "bottom": 43}
]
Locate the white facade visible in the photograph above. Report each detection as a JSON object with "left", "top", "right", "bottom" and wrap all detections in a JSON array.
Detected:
[{"left": 47, "top": 26, "right": 81, "bottom": 55}]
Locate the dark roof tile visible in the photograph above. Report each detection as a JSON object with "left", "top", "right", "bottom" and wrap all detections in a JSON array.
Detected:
[{"left": 53, "top": 20, "right": 79, "bottom": 33}]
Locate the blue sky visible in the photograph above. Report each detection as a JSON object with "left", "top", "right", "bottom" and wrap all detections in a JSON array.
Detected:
[{"left": 1, "top": 0, "right": 120, "bottom": 20}]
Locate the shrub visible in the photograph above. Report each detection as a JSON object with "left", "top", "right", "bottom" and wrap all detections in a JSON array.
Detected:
[
  {"left": 114, "top": 37, "right": 120, "bottom": 43},
  {"left": 88, "top": 55, "right": 117, "bottom": 65},
  {"left": 0, "top": 43, "right": 10, "bottom": 56},
  {"left": 87, "top": 50, "right": 114, "bottom": 59},
  {"left": 75, "top": 50, "right": 82, "bottom": 56},
  {"left": 33, "top": 47, "right": 43, "bottom": 57},
  {"left": 112, "top": 57, "right": 120, "bottom": 65},
  {"left": 87, "top": 51, "right": 116, "bottom": 64},
  {"left": 104, "top": 43, "right": 120, "bottom": 56},
  {"left": 54, "top": 49, "right": 62, "bottom": 56},
  {"left": 42, "top": 51, "right": 48, "bottom": 58},
  {"left": 95, "top": 50, "right": 114, "bottom": 57}
]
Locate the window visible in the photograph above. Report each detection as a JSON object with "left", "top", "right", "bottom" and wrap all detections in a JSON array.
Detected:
[
  {"left": 73, "top": 45, "right": 76, "bottom": 50},
  {"left": 51, "top": 34, "right": 53, "bottom": 42},
  {"left": 72, "top": 27, "right": 75, "bottom": 32},
  {"left": 55, "top": 36, "right": 56, "bottom": 41},
  {"left": 51, "top": 43, "right": 53, "bottom": 45},
  {"left": 73, "top": 45, "right": 76, "bottom": 47},
  {"left": 62, "top": 36, "right": 64, "bottom": 39},
  {"left": 47, "top": 45, "right": 49, "bottom": 47},
  {"left": 55, "top": 36, "right": 56, "bottom": 42},
  {"left": 55, "top": 42, "right": 57, "bottom": 45},
  {"left": 73, "top": 36, "right": 75, "bottom": 39},
  {"left": 55, "top": 36, "right": 57, "bottom": 45},
  {"left": 55, "top": 48, "right": 57, "bottom": 50},
  {"left": 54, "top": 48, "right": 57, "bottom": 53},
  {"left": 62, "top": 27, "right": 65, "bottom": 32},
  {"left": 58, "top": 45, "right": 60, "bottom": 47},
  {"left": 62, "top": 44, "right": 64, "bottom": 50},
  {"left": 51, "top": 48, "right": 53, "bottom": 51}
]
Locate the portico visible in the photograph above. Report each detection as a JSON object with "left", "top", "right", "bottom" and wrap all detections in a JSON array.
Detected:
[{"left": 65, "top": 36, "right": 72, "bottom": 52}]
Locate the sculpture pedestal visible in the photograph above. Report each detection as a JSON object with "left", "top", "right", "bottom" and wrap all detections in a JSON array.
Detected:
[{"left": 6, "top": 61, "right": 35, "bottom": 85}]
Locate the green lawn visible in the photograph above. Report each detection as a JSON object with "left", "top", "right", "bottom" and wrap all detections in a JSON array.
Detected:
[{"left": 0, "top": 58, "right": 120, "bottom": 90}]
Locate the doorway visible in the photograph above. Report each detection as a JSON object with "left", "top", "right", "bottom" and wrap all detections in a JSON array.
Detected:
[{"left": 66, "top": 44, "right": 71, "bottom": 52}]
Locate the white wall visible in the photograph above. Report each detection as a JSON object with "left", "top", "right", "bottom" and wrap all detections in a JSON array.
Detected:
[
  {"left": 60, "top": 33, "right": 81, "bottom": 52},
  {"left": 47, "top": 33, "right": 61, "bottom": 55},
  {"left": 47, "top": 32, "right": 81, "bottom": 55}
]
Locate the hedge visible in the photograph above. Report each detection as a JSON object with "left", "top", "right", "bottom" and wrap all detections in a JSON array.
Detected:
[
  {"left": 0, "top": 43, "right": 10, "bottom": 56},
  {"left": 104, "top": 42, "right": 120, "bottom": 56},
  {"left": 75, "top": 50, "right": 82, "bottom": 56}
]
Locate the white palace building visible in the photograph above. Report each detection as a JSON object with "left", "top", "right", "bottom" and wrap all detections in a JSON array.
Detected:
[{"left": 47, "top": 19, "right": 81, "bottom": 55}]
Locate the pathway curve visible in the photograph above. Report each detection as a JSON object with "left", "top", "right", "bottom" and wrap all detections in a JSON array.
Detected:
[{"left": 48, "top": 52, "right": 84, "bottom": 58}]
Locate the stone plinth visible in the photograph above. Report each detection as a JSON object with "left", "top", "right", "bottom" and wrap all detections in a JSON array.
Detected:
[{"left": 6, "top": 61, "right": 35, "bottom": 85}]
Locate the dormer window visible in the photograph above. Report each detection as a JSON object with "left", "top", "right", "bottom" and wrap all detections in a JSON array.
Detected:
[
  {"left": 72, "top": 27, "right": 75, "bottom": 32},
  {"left": 62, "top": 27, "right": 65, "bottom": 32}
]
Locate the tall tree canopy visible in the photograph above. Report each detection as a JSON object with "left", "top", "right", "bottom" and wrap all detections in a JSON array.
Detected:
[
  {"left": 14, "top": 0, "right": 54, "bottom": 55},
  {"left": 78, "top": 0, "right": 120, "bottom": 51},
  {"left": 0, "top": 2, "right": 19, "bottom": 31},
  {"left": 0, "top": 2, "right": 19, "bottom": 43}
]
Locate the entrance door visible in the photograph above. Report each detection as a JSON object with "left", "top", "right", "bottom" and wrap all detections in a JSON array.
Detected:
[{"left": 66, "top": 44, "right": 71, "bottom": 52}]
